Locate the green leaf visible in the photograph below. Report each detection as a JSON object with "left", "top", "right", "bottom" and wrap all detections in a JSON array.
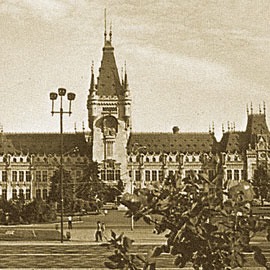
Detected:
[
  {"left": 104, "top": 261, "right": 118, "bottom": 269},
  {"left": 136, "top": 254, "right": 146, "bottom": 263},
  {"left": 143, "top": 214, "right": 152, "bottom": 224},
  {"left": 254, "top": 249, "right": 267, "bottom": 267},
  {"left": 111, "top": 230, "right": 116, "bottom": 239},
  {"left": 123, "top": 236, "right": 134, "bottom": 250},
  {"left": 151, "top": 246, "right": 163, "bottom": 257}
]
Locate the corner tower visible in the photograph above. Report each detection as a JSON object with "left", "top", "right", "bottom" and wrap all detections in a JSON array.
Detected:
[{"left": 87, "top": 26, "right": 132, "bottom": 186}]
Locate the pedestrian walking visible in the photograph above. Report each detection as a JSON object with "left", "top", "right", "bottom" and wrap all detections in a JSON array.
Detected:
[
  {"left": 101, "top": 222, "right": 106, "bottom": 240},
  {"left": 68, "top": 216, "right": 72, "bottom": 230},
  {"left": 95, "top": 221, "right": 102, "bottom": 242}
]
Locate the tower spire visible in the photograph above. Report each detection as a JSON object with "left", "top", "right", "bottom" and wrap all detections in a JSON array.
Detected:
[
  {"left": 90, "top": 61, "right": 95, "bottom": 92},
  {"left": 109, "top": 21, "right": 112, "bottom": 43},
  {"left": 264, "top": 101, "right": 266, "bottom": 115},
  {"left": 104, "top": 8, "right": 107, "bottom": 45}
]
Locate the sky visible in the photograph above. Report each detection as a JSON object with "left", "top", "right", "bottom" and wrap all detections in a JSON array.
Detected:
[{"left": 1, "top": 0, "right": 270, "bottom": 141}]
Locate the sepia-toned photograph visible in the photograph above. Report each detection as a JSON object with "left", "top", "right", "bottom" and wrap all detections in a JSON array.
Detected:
[{"left": 1, "top": 0, "right": 270, "bottom": 269}]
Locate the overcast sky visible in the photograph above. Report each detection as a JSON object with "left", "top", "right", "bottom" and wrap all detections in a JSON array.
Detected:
[{"left": 1, "top": 0, "right": 270, "bottom": 140}]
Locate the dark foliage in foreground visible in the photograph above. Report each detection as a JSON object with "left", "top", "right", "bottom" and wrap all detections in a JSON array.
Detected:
[{"left": 104, "top": 172, "right": 270, "bottom": 269}]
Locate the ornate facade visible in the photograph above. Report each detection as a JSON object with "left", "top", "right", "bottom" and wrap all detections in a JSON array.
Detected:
[{"left": 1, "top": 26, "right": 269, "bottom": 201}]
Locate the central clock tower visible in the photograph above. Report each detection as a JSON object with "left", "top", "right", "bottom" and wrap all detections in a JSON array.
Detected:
[{"left": 87, "top": 28, "right": 131, "bottom": 187}]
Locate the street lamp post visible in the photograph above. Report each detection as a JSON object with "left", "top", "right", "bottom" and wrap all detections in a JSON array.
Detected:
[{"left": 50, "top": 88, "right": 76, "bottom": 243}]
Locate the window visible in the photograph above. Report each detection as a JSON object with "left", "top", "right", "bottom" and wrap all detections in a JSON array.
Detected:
[
  {"left": 135, "top": 171, "right": 140, "bottom": 181},
  {"left": 12, "top": 171, "right": 17, "bottom": 182},
  {"left": 36, "top": 189, "right": 41, "bottom": 199},
  {"left": 19, "top": 171, "right": 24, "bottom": 182},
  {"left": 241, "top": 170, "right": 244, "bottom": 180},
  {"left": 12, "top": 189, "right": 17, "bottom": 199},
  {"left": 2, "top": 189, "right": 7, "bottom": 200},
  {"left": 36, "top": 171, "right": 41, "bottom": 182},
  {"left": 19, "top": 189, "right": 24, "bottom": 199},
  {"left": 42, "top": 171, "right": 48, "bottom": 182},
  {"left": 227, "top": 170, "right": 232, "bottom": 180},
  {"left": 185, "top": 170, "right": 191, "bottom": 177},
  {"left": 169, "top": 170, "right": 174, "bottom": 177},
  {"left": 26, "top": 189, "right": 31, "bottom": 200},
  {"left": 2, "top": 171, "right": 7, "bottom": 182},
  {"left": 101, "top": 170, "right": 105, "bottom": 180},
  {"left": 43, "top": 189, "right": 47, "bottom": 200},
  {"left": 107, "top": 170, "right": 114, "bottom": 181},
  {"left": 106, "top": 142, "right": 113, "bottom": 157},
  {"left": 145, "top": 170, "right": 150, "bottom": 181},
  {"left": 115, "top": 170, "right": 120, "bottom": 180},
  {"left": 26, "top": 171, "right": 31, "bottom": 182},
  {"left": 234, "top": 170, "right": 239, "bottom": 180},
  {"left": 152, "top": 171, "right": 157, "bottom": 181},
  {"left": 158, "top": 171, "right": 163, "bottom": 182}
]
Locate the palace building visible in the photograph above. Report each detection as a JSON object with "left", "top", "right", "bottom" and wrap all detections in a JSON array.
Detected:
[{"left": 0, "top": 25, "right": 269, "bottom": 200}]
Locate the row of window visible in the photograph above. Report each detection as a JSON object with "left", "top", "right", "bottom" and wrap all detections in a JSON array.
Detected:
[
  {"left": 131, "top": 169, "right": 216, "bottom": 182},
  {"left": 0, "top": 170, "right": 83, "bottom": 182},
  {"left": 36, "top": 189, "right": 48, "bottom": 200},
  {"left": 129, "top": 155, "right": 215, "bottom": 163},
  {"left": 100, "top": 170, "right": 121, "bottom": 181},
  {"left": 226, "top": 169, "right": 243, "bottom": 180},
  {"left": 1, "top": 189, "right": 32, "bottom": 200}
]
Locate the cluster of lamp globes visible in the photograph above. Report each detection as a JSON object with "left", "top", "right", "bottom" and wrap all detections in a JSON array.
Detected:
[{"left": 50, "top": 88, "right": 76, "bottom": 115}]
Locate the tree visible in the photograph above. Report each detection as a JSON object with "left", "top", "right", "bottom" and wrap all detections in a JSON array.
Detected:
[
  {"left": 76, "top": 161, "right": 105, "bottom": 202},
  {"left": 105, "top": 172, "right": 270, "bottom": 270},
  {"left": 49, "top": 169, "right": 74, "bottom": 213},
  {"left": 22, "top": 198, "right": 56, "bottom": 223},
  {"left": 252, "top": 165, "right": 270, "bottom": 205}
]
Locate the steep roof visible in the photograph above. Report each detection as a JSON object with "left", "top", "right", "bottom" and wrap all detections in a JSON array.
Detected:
[
  {"left": 96, "top": 40, "right": 123, "bottom": 96},
  {"left": 0, "top": 132, "right": 90, "bottom": 156},
  {"left": 245, "top": 114, "right": 269, "bottom": 135},
  {"left": 127, "top": 132, "right": 217, "bottom": 154},
  {"left": 218, "top": 132, "right": 248, "bottom": 153}
]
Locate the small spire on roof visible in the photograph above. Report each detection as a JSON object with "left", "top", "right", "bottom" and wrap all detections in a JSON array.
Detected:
[
  {"left": 208, "top": 124, "right": 211, "bottom": 133},
  {"left": 121, "top": 66, "right": 124, "bottom": 85},
  {"left": 74, "top": 122, "right": 77, "bottom": 133},
  {"left": 259, "top": 103, "right": 262, "bottom": 114},
  {"left": 227, "top": 121, "right": 230, "bottom": 132},
  {"left": 82, "top": 121, "right": 85, "bottom": 133},
  {"left": 222, "top": 123, "right": 225, "bottom": 133},
  {"left": 263, "top": 101, "right": 266, "bottom": 115},
  {"left": 250, "top": 102, "right": 253, "bottom": 114},
  {"left": 90, "top": 61, "right": 95, "bottom": 91},
  {"left": 104, "top": 8, "right": 107, "bottom": 45},
  {"left": 246, "top": 104, "right": 249, "bottom": 115},
  {"left": 109, "top": 21, "right": 112, "bottom": 43},
  {"left": 124, "top": 61, "right": 129, "bottom": 91},
  {"left": 233, "top": 122, "right": 236, "bottom": 132},
  {"left": 212, "top": 121, "right": 215, "bottom": 134}
]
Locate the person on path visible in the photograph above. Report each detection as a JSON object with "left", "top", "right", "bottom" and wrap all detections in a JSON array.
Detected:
[
  {"left": 68, "top": 216, "right": 72, "bottom": 230},
  {"left": 95, "top": 221, "right": 102, "bottom": 242},
  {"left": 101, "top": 222, "right": 106, "bottom": 240}
]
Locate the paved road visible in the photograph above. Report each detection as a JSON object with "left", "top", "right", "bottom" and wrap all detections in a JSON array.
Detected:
[{"left": 0, "top": 211, "right": 269, "bottom": 269}]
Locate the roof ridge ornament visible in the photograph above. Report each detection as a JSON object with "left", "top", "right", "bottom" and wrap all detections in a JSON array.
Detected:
[{"left": 104, "top": 8, "right": 107, "bottom": 45}]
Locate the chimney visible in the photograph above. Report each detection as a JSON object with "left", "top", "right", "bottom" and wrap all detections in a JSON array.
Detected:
[{"left": 172, "top": 126, "right": 180, "bottom": 134}]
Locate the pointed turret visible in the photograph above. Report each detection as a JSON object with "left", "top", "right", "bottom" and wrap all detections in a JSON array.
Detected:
[
  {"left": 89, "top": 61, "right": 95, "bottom": 94},
  {"left": 96, "top": 28, "right": 123, "bottom": 97}
]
